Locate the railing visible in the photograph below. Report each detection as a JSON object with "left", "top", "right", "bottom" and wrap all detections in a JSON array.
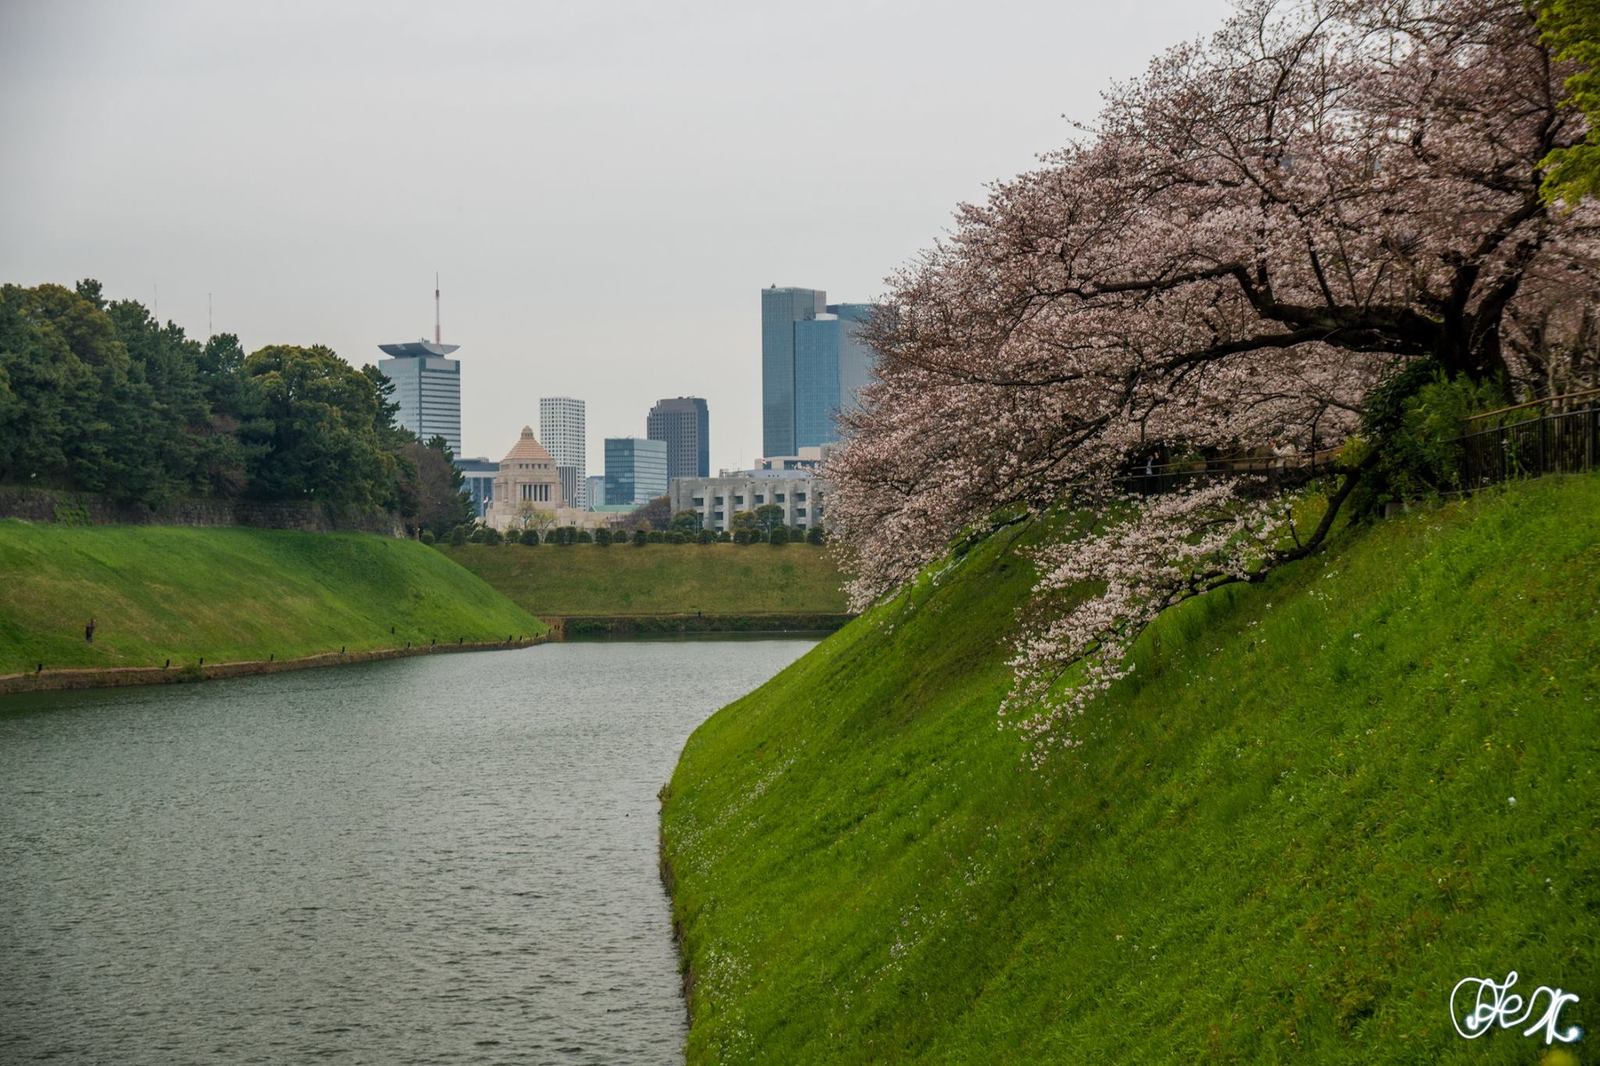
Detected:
[
  {"left": 1116, "top": 392, "right": 1600, "bottom": 498},
  {"left": 1461, "top": 402, "right": 1600, "bottom": 487},
  {"left": 1116, "top": 448, "right": 1341, "bottom": 497}
]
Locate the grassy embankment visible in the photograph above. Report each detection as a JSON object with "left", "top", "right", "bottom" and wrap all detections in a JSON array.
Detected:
[
  {"left": 661, "top": 475, "right": 1600, "bottom": 1063},
  {"left": 0, "top": 522, "right": 544, "bottom": 676},
  {"left": 442, "top": 541, "right": 851, "bottom": 634}
]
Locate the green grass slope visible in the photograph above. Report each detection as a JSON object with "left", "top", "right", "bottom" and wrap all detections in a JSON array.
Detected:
[
  {"left": 443, "top": 542, "right": 849, "bottom": 619},
  {"left": 0, "top": 522, "right": 544, "bottom": 675},
  {"left": 661, "top": 475, "right": 1600, "bottom": 1064}
]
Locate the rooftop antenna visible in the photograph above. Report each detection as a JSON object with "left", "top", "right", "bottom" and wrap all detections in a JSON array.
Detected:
[{"left": 434, "top": 272, "right": 442, "bottom": 344}]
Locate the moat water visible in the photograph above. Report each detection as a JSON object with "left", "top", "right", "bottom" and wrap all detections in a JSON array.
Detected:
[{"left": 0, "top": 639, "right": 815, "bottom": 1065}]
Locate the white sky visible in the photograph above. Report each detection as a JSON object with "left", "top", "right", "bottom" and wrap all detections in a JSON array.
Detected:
[{"left": 0, "top": 0, "right": 1232, "bottom": 470}]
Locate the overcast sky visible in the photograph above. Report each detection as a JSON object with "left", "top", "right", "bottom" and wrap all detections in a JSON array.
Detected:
[{"left": 0, "top": 0, "right": 1232, "bottom": 470}]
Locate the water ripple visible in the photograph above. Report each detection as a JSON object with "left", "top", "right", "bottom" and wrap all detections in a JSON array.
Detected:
[{"left": 0, "top": 639, "right": 813, "bottom": 1065}]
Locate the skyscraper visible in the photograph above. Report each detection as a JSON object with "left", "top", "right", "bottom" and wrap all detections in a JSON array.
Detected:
[
  {"left": 378, "top": 277, "right": 463, "bottom": 456},
  {"left": 761, "top": 286, "right": 877, "bottom": 456},
  {"left": 377, "top": 339, "right": 462, "bottom": 456},
  {"left": 604, "top": 437, "right": 668, "bottom": 506},
  {"left": 646, "top": 396, "right": 710, "bottom": 480},
  {"left": 539, "top": 397, "right": 587, "bottom": 509}
]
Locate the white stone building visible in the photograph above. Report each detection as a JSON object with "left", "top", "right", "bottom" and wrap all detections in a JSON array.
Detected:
[{"left": 668, "top": 469, "right": 828, "bottom": 532}]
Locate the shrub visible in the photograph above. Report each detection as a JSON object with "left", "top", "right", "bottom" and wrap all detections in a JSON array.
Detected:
[
  {"left": 520, "top": 529, "right": 540, "bottom": 546},
  {"left": 632, "top": 529, "right": 649, "bottom": 546},
  {"left": 697, "top": 529, "right": 714, "bottom": 544},
  {"left": 647, "top": 530, "right": 666, "bottom": 543},
  {"left": 419, "top": 529, "right": 436, "bottom": 545},
  {"left": 448, "top": 525, "right": 468, "bottom": 547},
  {"left": 806, "top": 526, "right": 826, "bottom": 545},
  {"left": 733, "top": 530, "right": 751, "bottom": 545},
  {"left": 595, "top": 528, "right": 613, "bottom": 546},
  {"left": 667, "top": 531, "right": 687, "bottom": 544},
  {"left": 769, "top": 526, "right": 789, "bottom": 545},
  {"left": 577, "top": 530, "right": 593, "bottom": 543},
  {"left": 479, "top": 526, "right": 503, "bottom": 546}
]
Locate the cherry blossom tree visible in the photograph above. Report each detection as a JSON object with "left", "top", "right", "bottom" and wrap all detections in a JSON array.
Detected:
[{"left": 827, "top": 0, "right": 1599, "bottom": 754}]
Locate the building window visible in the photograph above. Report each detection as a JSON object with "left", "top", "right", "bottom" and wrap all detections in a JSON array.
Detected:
[
  {"left": 692, "top": 497, "right": 704, "bottom": 506},
  {"left": 796, "top": 508, "right": 806, "bottom": 517},
  {"left": 796, "top": 492, "right": 807, "bottom": 501},
  {"left": 755, "top": 495, "right": 765, "bottom": 504},
  {"left": 775, "top": 493, "right": 785, "bottom": 502},
  {"left": 734, "top": 496, "right": 744, "bottom": 505}
]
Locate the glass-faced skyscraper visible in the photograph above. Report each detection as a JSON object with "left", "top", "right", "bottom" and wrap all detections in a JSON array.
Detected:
[
  {"left": 539, "top": 397, "right": 587, "bottom": 509},
  {"left": 377, "top": 339, "right": 462, "bottom": 456},
  {"left": 761, "top": 287, "right": 877, "bottom": 456},
  {"left": 646, "top": 397, "right": 710, "bottom": 480},
  {"left": 604, "top": 437, "right": 668, "bottom": 506}
]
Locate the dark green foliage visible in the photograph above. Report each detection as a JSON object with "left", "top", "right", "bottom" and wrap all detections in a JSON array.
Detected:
[
  {"left": 594, "top": 528, "right": 613, "bottom": 547},
  {"left": 671, "top": 509, "right": 704, "bottom": 534},
  {"left": 806, "top": 526, "right": 826, "bottom": 545},
  {"left": 448, "top": 524, "right": 468, "bottom": 547},
  {"left": 1355, "top": 367, "right": 1512, "bottom": 512},
  {"left": 768, "top": 526, "right": 789, "bottom": 545},
  {"left": 0, "top": 280, "right": 463, "bottom": 517},
  {"left": 519, "top": 529, "right": 540, "bottom": 546},
  {"left": 632, "top": 529, "right": 649, "bottom": 547},
  {"left": 576, "top": 529, "right": 593, "bottom": 544},
  {"left": 667, "top": 531, "right": 687, "bottom": 544},
  {"left": 647, "top": 529, "right": 665, "bottom": 543},
  {"left": 753, "top": 503, "right": 785, "bottom": 532},
  {"left": 697, "top": 529, "right": 714, "bottom": 545},
  {"left": 418, "top": 530, "right": 435, "bottom": 545}
]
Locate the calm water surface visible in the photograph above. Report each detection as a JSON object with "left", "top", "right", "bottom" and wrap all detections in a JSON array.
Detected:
[{"left": 0, "top": 639, "right": 814, "bottom": 1065}]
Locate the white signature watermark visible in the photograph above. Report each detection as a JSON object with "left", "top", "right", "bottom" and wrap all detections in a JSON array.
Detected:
[{"left": 1450, "top": 971, "right": 1582, "bottom": 1045}]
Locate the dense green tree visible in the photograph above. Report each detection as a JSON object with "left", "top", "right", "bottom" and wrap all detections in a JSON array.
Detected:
[
  {"left": 594, "top": 527, "right": 613, "bottom": 546},
  {"left": 752, "top": 503, "right": 786, "bottom": 533},
  {"left": 632, "top": 528, "right": 648, "bottom": 546},
  {"left": 241, "top": 344, "right": 398, "bottom": 508},
  {"left": 1541, "top": 0, "right": 1600, "bottom": 202},
  {"left": 670, "top": 509, "right": 703, "bottom": 534}
]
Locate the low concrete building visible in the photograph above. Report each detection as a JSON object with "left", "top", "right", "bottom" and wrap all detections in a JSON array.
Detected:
[{"left": 668, "top": 469, "right": 828, "bottom": 532}]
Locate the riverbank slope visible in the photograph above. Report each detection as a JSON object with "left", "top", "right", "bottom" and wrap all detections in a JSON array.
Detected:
[
  {"left": 0, "top": 522, "right": 545, "bottom": 678},
  {"left": 660, "top": 474, "right": 1600, "bottom": 1063},
  {"left": 442, "top": 542, "right": 850, "bottom": 630}
]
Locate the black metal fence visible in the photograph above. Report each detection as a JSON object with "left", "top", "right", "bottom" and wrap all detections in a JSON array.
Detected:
[
  {"left": 1115, "top": 396, "right": 1600, "bottom": 498},
  {"left": 1116, "top": 451, "right": 1339, "bottom": 497},
  {"left": 1460, "top": 403, "right": 1600, "bottom": 487}
]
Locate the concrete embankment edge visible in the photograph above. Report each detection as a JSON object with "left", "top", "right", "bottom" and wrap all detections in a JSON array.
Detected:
[
  {"left": 0, "top": 638, "right": 546, "bottom": 698},
  {"left": 546, "top": 613, "right": 852, "bottom": 639}
]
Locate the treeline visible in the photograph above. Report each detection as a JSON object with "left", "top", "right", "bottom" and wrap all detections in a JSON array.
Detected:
[
  {"left": 0, "top": 280, "right": 471, "bottom": 532},
  {"left": 442, "top": 523, "right": 827, "bottom": 547}
]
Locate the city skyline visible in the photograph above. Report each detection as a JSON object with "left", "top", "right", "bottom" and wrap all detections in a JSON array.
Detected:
[{"left": 0, "top": 0, "right": 1232, "bottom": 473}]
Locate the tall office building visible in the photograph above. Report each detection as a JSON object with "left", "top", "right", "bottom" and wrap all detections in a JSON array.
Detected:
[
  {"left": 378, "top": 278, "right": 462, "bottom": 456},
  {"left": 761, "top": 287, "right": 877, "bottom": 456},
  {"left": 377, "top": 339, "right": 462, "bottom": 456},
  {"left": 585, "top": 475, "right": 607, "bottom": 512},
  {"left": 604, "top": 437, "right": 668, "bottom": 506},
  {"left": 539, "top": 397, "right": 588, "bottom": 509},
  {"left": 646, "top": 397, "right": 710, "bottom": 480}
]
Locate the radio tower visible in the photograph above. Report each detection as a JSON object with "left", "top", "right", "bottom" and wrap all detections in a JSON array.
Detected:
[{"left": 434, "top": 273, "right": 442, "bottom": 344}]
